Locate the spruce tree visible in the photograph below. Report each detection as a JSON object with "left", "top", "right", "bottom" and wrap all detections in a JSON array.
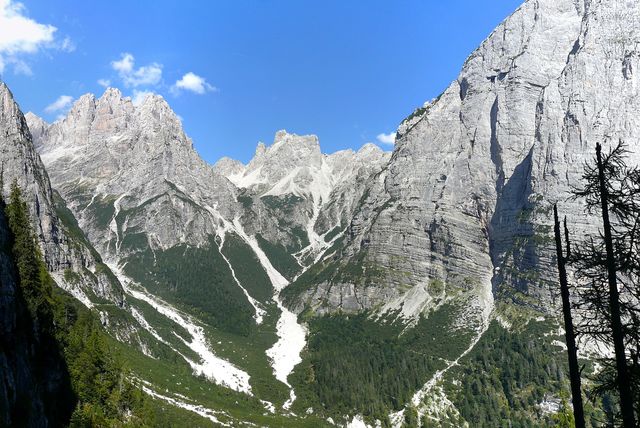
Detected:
[{"left": 5, "top": 179, "right": 54, "bottom": 328}]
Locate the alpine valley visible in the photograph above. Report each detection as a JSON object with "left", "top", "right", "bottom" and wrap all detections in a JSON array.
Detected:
[{"left": 2, "top": 0, "right": 640, "bottom": 426}]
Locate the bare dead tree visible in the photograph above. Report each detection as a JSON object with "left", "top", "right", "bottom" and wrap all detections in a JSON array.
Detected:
[
  {"left": 554, "top": 204, "right": 586, "bottom": 428},
  {"left": 570, "top": 141, "right": 640, "bottom": 426}
]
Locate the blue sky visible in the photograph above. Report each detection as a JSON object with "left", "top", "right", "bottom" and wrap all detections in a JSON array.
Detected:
[{"left": 1, "top": 0, "right": 523, "bottom": 164}]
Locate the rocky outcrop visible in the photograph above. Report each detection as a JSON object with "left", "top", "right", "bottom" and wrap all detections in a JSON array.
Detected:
[
  {"left": 285, "top": 0, "right": 640, "bottom": 326},
  {"left": 0, "top": 83, "right": 123, "bottom": 306}
]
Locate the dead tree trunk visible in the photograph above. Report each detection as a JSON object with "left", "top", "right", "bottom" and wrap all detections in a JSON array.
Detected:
[
  {"left": 596, "top": 142, "right": 636, "bottom": 427},
  {"left": 554, "top": 204, "right": 585, "bottom": 428}
]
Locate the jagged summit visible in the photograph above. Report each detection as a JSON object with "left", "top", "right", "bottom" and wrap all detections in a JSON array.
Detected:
[
  {"left": 219, "top": 130, "right": 389, "bottom": 195},
  {"left": 0, "top": 79, "right": 124, "bottom": 307},
  {"left": 213, "top": 156, "right": 245, "bottom": 177},
  {"left": 0, "top": 82, "right": 31, "bottom": 139}
]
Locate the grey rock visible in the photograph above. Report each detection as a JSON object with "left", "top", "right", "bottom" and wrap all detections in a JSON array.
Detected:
[
  {"left": 287, "top": 0, "right": 640, "bottom": 328},
  {"left": 0, "top": 83, "right": 123, "bottom": 306}
]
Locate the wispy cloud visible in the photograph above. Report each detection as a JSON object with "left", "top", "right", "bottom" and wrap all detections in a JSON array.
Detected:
[
  {"left": 171, "top": 72, "right": 216, "bottom": 95},
  {"left": 60, "top": 36, "right": 75, "bottom": 53},
  {"left": 97, "top": 78, "right": 111, "bottom": 88},
  {"left": 376, "top": 132, "right": 396, "bottom": 145},
  {"left": 45, "top": 94, "right": 73, "bottom": 115},
  {"left": 111, "top": 52, "right": 162, "bottom": 87},
  {"left": 131, "top": 89, "right": 155, "bottom": 106},
  {"left": 0, "top": 0, "right": 73, "bottom": 74}
]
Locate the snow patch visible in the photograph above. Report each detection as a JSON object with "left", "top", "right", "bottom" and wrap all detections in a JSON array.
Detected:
[
  {"left": 137, "top": 379, "right": 231, "bottom": 426},
  {"left": 108, "top": 262, "right": 253, "bottom": 395},
  {"left": 347, "top": 415, "right": 370, "bottom": 428},
  {"left": 231, "top": 218, "right": 307, "bottom": 408},
  {"left": 130, "top": 306, "right": 167, "bottom": 344}
]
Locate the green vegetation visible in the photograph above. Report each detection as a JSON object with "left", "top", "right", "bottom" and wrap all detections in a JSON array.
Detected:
[
  {"left": 290, "top": 304, "right": 475, "bottom": 423},
  {"left": 87, "top": 194, "right": 117, "bottom": 230},
  {"left": 323, "top": 225, "right": 343, "bottom": 243},
  {"left": 282, "top": 248, "right": 387, "bottom": 310},
  {"left": 3, "top": 181, "right": 153, "bottom": 426},
  {"left": 444, "top": 320, "right": 605, "bottom": 427},
  {"left": 237, "top": 193, "right": 253, "bottom": 209},
  {"left": 122, "top": 236, "right": 256, "bottom": 336},
  {"left": 53, "top": 191, "right": 102, "bottom": 261},
  {"left": 106, "top": 326, "right": 331, "bottom": 427},
  {"left": 255, "top": 232, "right": 301, "bottom": 280},
  {"left": 261, "top": 194, "right": 310, "bottom": 252},
  {"left": 221, "top": 232, "right": 273, "bottom": 302}
]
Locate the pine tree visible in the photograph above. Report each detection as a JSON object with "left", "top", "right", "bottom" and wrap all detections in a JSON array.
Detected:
[{"left": 5, "top": 179, "right": 54, "bottom": 328}]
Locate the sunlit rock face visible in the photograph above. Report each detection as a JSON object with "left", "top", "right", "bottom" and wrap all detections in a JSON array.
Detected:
[
  {"left": 29, "top": 88, "right": 241, "bottom": 256},
  {"left": 27, "top": 88, "right": 389, "bottom": 308},
  {"left": 1, "top": 83, "right": 123, "bottom": 305},
  {"left": 285, "top": 0, "right": 640, "bottom": 326}
]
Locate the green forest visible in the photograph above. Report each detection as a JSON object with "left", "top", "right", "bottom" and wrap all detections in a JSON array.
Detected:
[{"left": 2, "top": 181, "right": 154, "bottom": 427}]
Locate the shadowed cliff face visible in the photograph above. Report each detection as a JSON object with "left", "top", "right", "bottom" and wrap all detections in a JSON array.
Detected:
[
  {"left": 0, "top": 207, "right": 74, "bottom": 428},
  {"left": 285, "top": 0, "right": 640, "bottom": 325}
]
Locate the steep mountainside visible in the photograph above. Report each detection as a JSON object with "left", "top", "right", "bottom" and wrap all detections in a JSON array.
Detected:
[
  {"left": 214, "top": 131, "right": 390, "bottom": 272},
  {"left": 26, "top": 88, "right": 387, "bottom": 425},
  {"left": 279, "top": 0, "right": 639, "bottom": 423},
  {"left": 0, "top": 83, "right": 123, "bottom": 307},
  {"left": 284, "top": 0, "right": 640, "bottom": 324}
]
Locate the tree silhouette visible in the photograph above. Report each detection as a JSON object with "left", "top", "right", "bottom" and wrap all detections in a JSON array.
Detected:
[
  {"left": 553, "top": 204, "right": 585, "bottom": 428},
  {"left": 570, "top": 142, "right": 639, "bottom": 426}
]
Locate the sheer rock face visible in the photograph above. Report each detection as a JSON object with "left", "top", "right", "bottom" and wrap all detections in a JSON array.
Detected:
[
  {"left": 1, "top": 83, "right": 64, "bottom": 270},
  {"left": 30, "top": 89, "right": 241, "bottom": 261},
  {"left": 0, "top": 83, "right": 123, "bottom": 306},
  {"left": 286, "top": 0, "right": 640, "bottom": 323}
]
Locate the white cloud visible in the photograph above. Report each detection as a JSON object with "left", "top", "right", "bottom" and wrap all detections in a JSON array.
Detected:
[
  {"left": 97, "top": 78, "right": 111, "bottom": 88},
  {"left": 60, "top": 36, "right": 75, "bottom": 53},
  {"left": 11, "top": 58, "right": 31, "bottom": 75},
  {"left": 376, "top": 132, "right": 396, "bottom": 145},
  {"left": 45, "top": 94, "right": 73, "bottom": 114},
  {"left": 171, "top": 72, "right": 216, "bottom": 95},
  {"left": 110, "top": 52, "right": 162, "bottom": 87},
  {"left": 0, "top": 0, "right": 57, "bottom": 73},
  {"left": 131, "top": 89, "right": 154, "bottom": 106},
  {"left": 0, "top": 1, "right": 56, "bottom": 54},
  {"left": 111, "top": 52, "right": 133, "bottom": 74}
]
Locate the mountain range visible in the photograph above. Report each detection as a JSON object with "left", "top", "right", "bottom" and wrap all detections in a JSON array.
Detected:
[{"left": 2, "top": 0, "right": 639, "bottom": 426}]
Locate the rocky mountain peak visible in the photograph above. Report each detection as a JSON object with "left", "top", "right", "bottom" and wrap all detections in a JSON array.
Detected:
[
  {"left": 213, "top": 156, "right": 245, "bottom": 178},
  {"left": 0, "top": 80, "right": 123, "bottom": 306},
  {"left": 231, "top": 131, "right": 323, "bottom": 189},
  {"left": 271, "top": 129, "right": 320, "bottom": 154},
  {"left": 24, "top": 112, "right": 49, "bottom": 150},
  {"left": 0, "top": 82, "right": 29, "bottom": 139},
  {"left": 69, "top": 93, "right": 97, "bottom": 114},
  {"left": 356, "top": 142, "right": 386, "bottom": 160}
]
